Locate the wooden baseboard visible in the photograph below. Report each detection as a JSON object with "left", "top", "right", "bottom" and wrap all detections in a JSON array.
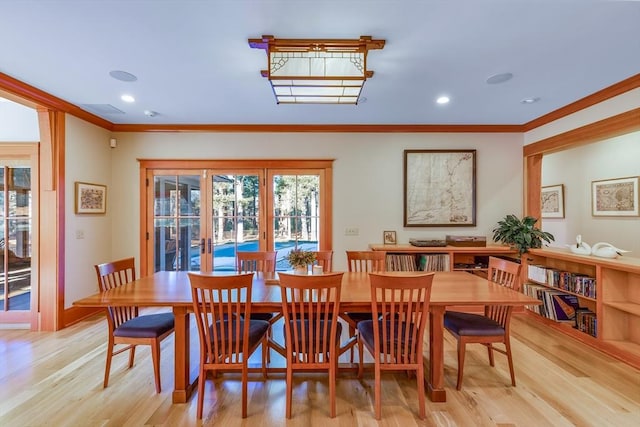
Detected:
[{"left": 63, "top": 306, "right": 103, "bottom": 327}]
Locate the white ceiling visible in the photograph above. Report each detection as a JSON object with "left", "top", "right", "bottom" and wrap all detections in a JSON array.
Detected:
[{"left": 1, "top": 0, "right": 639, "bottom": 126}]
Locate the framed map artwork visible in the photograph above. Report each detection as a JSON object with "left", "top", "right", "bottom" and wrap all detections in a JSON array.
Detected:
[
  {"left": 403, "top": 149, "right": 476, "bottom": 226},
  {"left": 75, "top": 182, "right": 107, "bottom": 214},
  {"left": 592, "top": 176, "right": 639, "bottom": 216},
  {"left": 541, "top": 184, "right": 564, "bottom": 218}
]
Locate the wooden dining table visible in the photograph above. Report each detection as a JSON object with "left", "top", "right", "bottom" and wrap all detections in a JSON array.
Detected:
[{"left": 73, "top": 270, "right": 539, "bottom": 404}]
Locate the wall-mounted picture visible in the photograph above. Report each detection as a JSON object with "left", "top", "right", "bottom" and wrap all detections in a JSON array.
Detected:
[
  {"left": 541, "top": 184, "right": 564, "bottom": 218},
  {"left": 75, "top": 182, "right": 107, "bottom": 214},
  {"left": 592, "top": 176, "right": 639, "bottom": 217},
  {"left": 404, "top": 149, "right": 476, "bottom": 226},
  {"left": 383, "top": 230, "right": 397, "bottom": 245}
]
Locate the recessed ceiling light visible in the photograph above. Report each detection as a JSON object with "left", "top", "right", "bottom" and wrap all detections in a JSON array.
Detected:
[
  {"left": 520, "top": 97, "right": 541, "bottom": 104},
  {"left": 121, "top": 94, "right": 135, "bottom": 103},
  {"left": 144, "top": 110, "right": 158, "bottom": 117},
  {"left": 436, "top": 96, "right": 450, "bottom": 104},
  {"left": 486, "top": 73, "right": 513, "bottom": 84},
  {"left": 109, "top": 70, "right": 138, "bottom": 82}
]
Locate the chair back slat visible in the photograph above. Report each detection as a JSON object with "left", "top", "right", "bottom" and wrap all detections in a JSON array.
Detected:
[
  {"left": 369, "top": 273, "right": 434, "bottom": 365},
  {"left": 487, "top": 256, "right": 521, "bottom": 291},
  {"left": 346, "top": 251, "right": 386, "bottom": 272},
  {"left": 94, "top": 257, "right": 139, "bottom": 328},
  {"left": 313, "top": 250, "right": 334, "bottom": 272},
  {"left": 237, "top": 251, "right": 277, "bottom": 273},
  {"left": 278, "top": 272, "right": 343, "bottom": 365},
  {"left": 485, "top": 257, "right": 522, "bottom": 326}
]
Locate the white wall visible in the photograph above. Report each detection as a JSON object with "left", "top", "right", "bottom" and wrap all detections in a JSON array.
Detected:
[
  {"left": 541, "top": 131, "right": 640, "bottom": 255},
  {"left": 64, "top": 115, "right": 113, "bottom": 307},
  {"left": 107, "top": 131, "right": 523, "bottom": 277},
  {"left": 0, "top": 99, "right": 38, "bottom": 141}
]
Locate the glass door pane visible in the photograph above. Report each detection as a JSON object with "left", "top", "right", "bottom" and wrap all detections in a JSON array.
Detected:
[
  {"left": 211, "top": 173, "right": 262, "bottom": 271},
  {"left": 153, "top": 174, "right": 201, "bottom": 272},
  {"left": 0, "top": 166, "right": 32, "bottom": 311},
  {"left": 272, "top": 173, "right": 320, "bottom": 270}
]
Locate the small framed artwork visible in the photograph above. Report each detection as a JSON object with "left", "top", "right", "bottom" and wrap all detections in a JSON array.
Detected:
[
  {"left": 541, "top": 184, "right": 564, "bottom": 218},
  {"left": 592, "top": 176, "right": 639, "bottom": 217},
  {"left": 75, "top": 182, "right": 107, "bottom": 214},
  {"left": 383, "top": 230, "right": 397, "bottom": 245}
]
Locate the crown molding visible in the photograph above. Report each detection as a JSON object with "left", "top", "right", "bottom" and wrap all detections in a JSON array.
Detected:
[
  {"left": 523, "top": 73, "right": 640, "bottom": 131},
  {"left": 112, "top": 123, "right": 522, "bottom": 133}
]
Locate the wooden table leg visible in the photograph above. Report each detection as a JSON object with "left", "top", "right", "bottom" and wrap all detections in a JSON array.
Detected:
[
  {"left": 172, "top": 306, "right": 192, "bottom": 403},
  {"left": 428, "top": 305, "right": 447, "bottom": 402}
]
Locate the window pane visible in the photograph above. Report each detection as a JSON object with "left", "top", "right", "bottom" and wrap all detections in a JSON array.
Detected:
[
  {"left": 154, "top": 174, "right": 201, "bottom": 272},
  {"left": 212, "top": 174, "right": 260, "bottom": 271},
  {"left": 154, "top": 176, "right": 177, "bottom": 216},
  {"left": 176, "top": 218, "right": 200, "bottom": 271},
  {"left": 7, "top": 219, "right": 31, "bottom": 310},
  {"left": 273, "top": 174, "right": 319, "bottom": 270},
  {"left": 154, "top": 219, "right": 176, "bottom": 272}
]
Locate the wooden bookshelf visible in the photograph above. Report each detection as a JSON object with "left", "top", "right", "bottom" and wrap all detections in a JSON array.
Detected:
[
  {"left": 524, "top": 247, "right": 640, "bottom": 369},
  {"left": 368, "top": 244, "right": 517, "bottom": 272}
]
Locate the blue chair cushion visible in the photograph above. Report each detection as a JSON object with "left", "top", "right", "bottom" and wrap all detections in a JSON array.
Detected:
[
  {"left": 284, "top": 319, "right": 342, "bottom": 353},
  {"left": 114, "top": 313, "right": 174, "bottom": 338},
  {"left": 210, "top": 319, "right": 270, "bottom": 351},
  {"left": 357, "top": 319, "right": 417, "bottom": 351},
  {"left": 444, "top": 311, "right": 505, "bottom": 336}
]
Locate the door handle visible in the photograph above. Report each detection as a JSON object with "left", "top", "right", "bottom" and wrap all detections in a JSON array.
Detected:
[
  {"left": 208, "top": 238, "right": 212, "bottom": 254},
  {"left": 200, "top": 238, "right": 205, "bottom": 254}
]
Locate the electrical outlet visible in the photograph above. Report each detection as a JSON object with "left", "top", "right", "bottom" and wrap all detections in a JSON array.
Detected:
[
  {"left": 345, "top": 227, "right": 359, "bottom": 236},
  {"left": 76, "top": 229, "right": 85, "bottom": 239}
]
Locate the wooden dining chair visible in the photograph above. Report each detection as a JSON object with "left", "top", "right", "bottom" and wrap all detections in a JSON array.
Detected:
[
  {"left": 275, "top": 272, "right": 345, "bottom": 418},
  {"left": 188, "top": 272, "right": 270, "bottom": 419},
  {"left": 312, "top": 250, "right": 333, "bottom": 272},
  {"left": 94, "top": 257, "right": 175, "bottom": 393},
  {"left": 357, "top": 272, "right": 434, "bottom": 419},
  {"left": 342, "top": 250, "right": 387, "bottom": 362},
  {"left": 443, "top": 256, "right": 522, "bottom": 390},
  {"left": 236, "top": 250, "right": 280, "bottom": 361},
  {"left": 236, "top": 250, "right": 277, "bottom": 274}
]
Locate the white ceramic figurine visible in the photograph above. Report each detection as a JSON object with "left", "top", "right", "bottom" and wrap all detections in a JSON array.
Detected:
[
  {"left": 567, "top": 234, "right": 591, "bottom": 255},
  {"left": 590, "top": 242, "right": 629, "bottom": 259}
]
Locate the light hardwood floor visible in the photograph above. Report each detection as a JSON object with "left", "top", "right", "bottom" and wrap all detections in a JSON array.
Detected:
[{"left": 1, "top": 312, "right": 639, "bottom": 426}]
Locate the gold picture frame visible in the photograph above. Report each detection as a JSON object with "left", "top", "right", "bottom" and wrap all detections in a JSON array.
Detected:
[
  {"left": 383, "top": 230, "right": 397, "bottom": 245},
  {"left": 75, "top": 181, "right": 107, "bottom": 214},
  {"left": 541, "top": 184, "right": 564, "bottom": 218},
  {"left": 592, "top": 176, "right": 639, "bottom": 217}
]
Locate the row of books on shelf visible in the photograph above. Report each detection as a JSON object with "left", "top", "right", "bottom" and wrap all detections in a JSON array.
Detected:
[
  {"left": 523, "top": 283, "right": 597, "bottom": 337},
  {"left": 575, "top": 309, "right": 598, "bottom": 338},
  {"left": 385, "top": 254, "right": 417, "bottom": 271},
  {"left": 527, "top": 264, "right": 597, "bottom": 298},
  {"left": 418, "top": 254, "right": 450, "bottom": 271},
  {"left": 385, "top": 253, "right": 451, "bottom": 271}
]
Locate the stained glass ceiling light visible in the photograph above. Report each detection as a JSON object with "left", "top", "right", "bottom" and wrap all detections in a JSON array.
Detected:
[{"left": 248, "top": 35, "right": 385, "bottom": 104}]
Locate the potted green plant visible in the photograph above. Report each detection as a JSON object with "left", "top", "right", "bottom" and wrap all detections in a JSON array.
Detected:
[
  {"left": 492, "top": 214, "right": 554, "bottom": 258},
  {"left": 286, "top": 249, "right": 316, "bottom": 274}
]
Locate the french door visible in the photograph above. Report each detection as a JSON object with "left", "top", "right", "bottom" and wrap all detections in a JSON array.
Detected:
[
  {"left": 141, "top": 160, "right": 332, "bottom": 276},
  {"left": 0, "top": 144, "right": 38, "bottom": 327}
]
